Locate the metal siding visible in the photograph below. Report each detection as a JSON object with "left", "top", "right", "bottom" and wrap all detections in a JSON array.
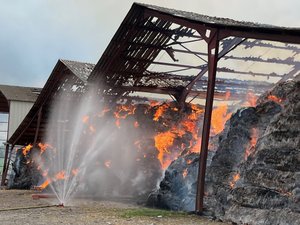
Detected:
[{"left": 8, "top": 101, "right": 34, "bottom": 139}]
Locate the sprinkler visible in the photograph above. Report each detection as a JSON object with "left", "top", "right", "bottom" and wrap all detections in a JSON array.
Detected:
[{"left": 57, "top": 203, "right": 64, "bottom": 207}]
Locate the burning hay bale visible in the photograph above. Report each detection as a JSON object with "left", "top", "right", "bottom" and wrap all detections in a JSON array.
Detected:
[
  {"left": 9, "top": 146, "right": 43, "bottom": 189},
  {"left": 147, "top": 80, "right": 300, "bottom": 225},
  {"left": 9, "top": 78, "right": 299, "bottom": 225},
  {"left": 223, "top": 81, "right": 300, "bottom": 224},
  {"left": 147, "top": 153, "right": 199, "bottom": 211},
  {"left": 8, "top": 100, "right": 205, "bottom": 204}
]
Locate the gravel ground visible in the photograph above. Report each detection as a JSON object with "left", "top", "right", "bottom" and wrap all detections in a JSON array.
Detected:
[{"left": 0, "top": 190, "right": 229, "bottom": 225}]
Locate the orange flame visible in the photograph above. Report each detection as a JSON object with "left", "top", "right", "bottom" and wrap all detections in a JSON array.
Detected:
[
  {"left": 114, "top": 105, "right": 136, "bottom": 119},
  {"left": 211, "top": 104, "right": 232, "bottom": 135},
  {"left": 154, "top": 131, "right": 175, "bottom": 169},
  {"left": 113, "top": 105, "right": 136, "bottom": 128},
  {"left": 153, "top": 104, "right": 169, "bottom": 121},
  {"left": 153, "top": 103, "right": 204, "bottom": 169},
  {"left": 229, "top": 173, "right": 240, "bottom": 189},
  {"left": 267, "top": 95, "right": 282, "bottom": 104},
  {"left": 38, "top": 143, "right": 52, "bottom": 154},
  {"left": 38, "top": 178, "right": 51, "bottom": 190},
  {"left": 186, "top": 159, "right": 193, "bottom": 164},
  {"left": 188, "top": 104, "right": 204, "bottom": 120},
  {"left": 244, "top": 128, "right": 258, "bottom": 160},
  {"left": 22, "top": 144, "right": 33, "bottom": 156}
]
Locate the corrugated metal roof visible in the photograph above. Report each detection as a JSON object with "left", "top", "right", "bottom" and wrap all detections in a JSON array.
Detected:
[
  {"left": 0, "top": 85, "right": 41, "bottom": 102},
  {"left": 61, "top": 59, "right": 95, "bottom": 82},
  {"left": 8, "top": 59, "right": 95, "bottom": 146},
  {"left": 137, "top": 3, "right": 299, "bottom": 32}
]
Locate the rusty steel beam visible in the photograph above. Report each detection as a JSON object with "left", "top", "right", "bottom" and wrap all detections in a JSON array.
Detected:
[
  {"left": 176, "top": 37, "right": 244, "bottom": 108},
  {"left": 108, "top": 84, "right": 245, "bottom": 101},
  {"left": 127, "top": 42, "right": 300, "bottom": 68},
  {"left": 195, "top": 30, "right": 220, "bottom": 213},
  {"left": 219, "top": 29, "right": 300, "bottom": 45},
  {"left": 124, "top": 56, "right": 206, "bottom": 69},
  {"left": 133, "top": 24, "right": 201, "bottom": 38},
  {"left": 217, "top": 67, "right": 284, "bottom": 78}
]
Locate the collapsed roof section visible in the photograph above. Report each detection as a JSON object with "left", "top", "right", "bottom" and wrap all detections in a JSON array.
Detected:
[
  {"left": 8, "top": 59, "right": 95, "bottom": 146},
  {"left": 89, "top": 3, "right": 300, "bottom": 105}
]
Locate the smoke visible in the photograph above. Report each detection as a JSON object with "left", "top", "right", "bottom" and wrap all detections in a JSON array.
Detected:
[{"left": 40, "top": 87, "right": 162, "bottom": 205}]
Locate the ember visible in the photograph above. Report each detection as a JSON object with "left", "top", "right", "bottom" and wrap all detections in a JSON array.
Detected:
[
  {"left": 244, "top": 128, "right": 258, "bottom": 160},
  {"left": 229, "top": 172, "right": 240, "bottom": 189},
  {"left": 22, "top": 144, "right": 33, "bottom": 156},
  {"left": 267, "top": 94, "right": 283, "bottom": 104}
]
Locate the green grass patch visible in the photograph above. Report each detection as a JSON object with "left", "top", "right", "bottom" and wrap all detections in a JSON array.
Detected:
[{"left": 120, "top": 207, "right": 187, "bottom": 218}]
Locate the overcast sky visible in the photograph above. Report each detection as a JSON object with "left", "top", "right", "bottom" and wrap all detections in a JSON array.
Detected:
[{"left": 1, "top": 0, "right": 299, "bottom": 87}]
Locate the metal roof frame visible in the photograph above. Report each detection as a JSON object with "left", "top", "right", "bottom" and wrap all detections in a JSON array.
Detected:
[
  {"left": 89, "top": 3, "right": 300, "bottom": 108},
  {"left": 88, "top": 3, "right": 300, "bottom": 213}
]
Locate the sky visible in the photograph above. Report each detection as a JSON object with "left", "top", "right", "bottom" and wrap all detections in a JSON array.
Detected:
[{"left": 0, "top": 0, "right": 299, "bottom": 87}]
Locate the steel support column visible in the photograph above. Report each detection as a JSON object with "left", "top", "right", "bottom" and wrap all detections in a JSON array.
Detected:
[
  {"left": 195, "top": 30, "right": 220, "bottom": 213},
  {"left": 1, "top": 143, "right": 9, "bottom": 186},
  {"left": 33, "top": 107, "right": 42, "bottom": 146},
  {"left": 1, "top": 144, "right": 14, "bottom": 186}
]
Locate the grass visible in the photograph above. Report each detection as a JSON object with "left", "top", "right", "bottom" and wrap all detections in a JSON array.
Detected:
[{"left": 120, "top": 207, "right": 188, "bottom": 218}]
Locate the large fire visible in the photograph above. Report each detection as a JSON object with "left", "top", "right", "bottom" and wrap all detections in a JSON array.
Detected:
[
  {"left": 153, "top": 103, "right": 204, "bottom": 169},
  {"left": 21, "top": 92, "right": 260, "bottom": 191},
  {"left": 21, "top": 143, "right": 79, "bottom": 191}
]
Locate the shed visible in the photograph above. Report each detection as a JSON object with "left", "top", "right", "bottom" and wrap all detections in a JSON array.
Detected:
[{"left": 0, "top": 85, "right": 41, "bottom": 182}]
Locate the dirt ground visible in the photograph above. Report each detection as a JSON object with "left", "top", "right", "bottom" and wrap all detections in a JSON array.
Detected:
[{"left": 0, "top": 190, "right": 230, "bottom": 225}]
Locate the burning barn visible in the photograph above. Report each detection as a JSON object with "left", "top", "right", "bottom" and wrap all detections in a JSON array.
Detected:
[
  {"left": 2, "top": 3, "right": 300, "bottom": 225},
  {"left": 0, "top": 85, "right": 41, "bottom": 185}
]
